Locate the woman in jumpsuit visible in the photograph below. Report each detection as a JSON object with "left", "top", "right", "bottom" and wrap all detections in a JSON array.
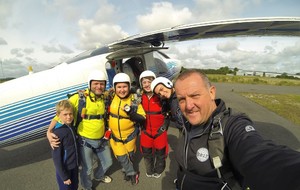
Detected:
[
  {"left": 108, "top": 72, "right": 146, "bottom": 185},
  {"left": 139, "top": 70, "right": 169, "bottom": 178}
]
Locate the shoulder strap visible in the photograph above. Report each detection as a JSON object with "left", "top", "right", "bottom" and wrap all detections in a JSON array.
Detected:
[
  {"left": 104, "top": 89, "right": 114, "bottom": 110},
  {"left": 208, "top": 108, "right": 231, "bottom": 177},
  {"left": 103, "top": 89, "right": 114, "bottom": 129},
  {"left": 130, "top": 92, "right": 141, "bottom": 112},
  {"left": 75, "top": 90, "right": 87, "bottom": 129},
  {"left": 208, "top": 108, "right": 243, "bottom": 189}
]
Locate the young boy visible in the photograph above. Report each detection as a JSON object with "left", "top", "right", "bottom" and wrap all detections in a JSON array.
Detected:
[{"left": 52, "top": 100, "right": 79, "bottom": 190}]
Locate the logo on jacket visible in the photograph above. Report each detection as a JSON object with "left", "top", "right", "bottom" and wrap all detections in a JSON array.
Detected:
[
  {"left": 245, "top": 125, "right": 255, "bottom": 132},
  {"left": 196, "top": 147, "right": 209, "bottom": 162}
]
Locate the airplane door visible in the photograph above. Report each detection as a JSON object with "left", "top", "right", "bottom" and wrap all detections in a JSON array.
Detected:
[{"left": 122, "top": 56, "right": 144, "bottom": 90}]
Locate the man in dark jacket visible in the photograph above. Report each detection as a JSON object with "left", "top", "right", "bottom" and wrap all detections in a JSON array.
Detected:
[{"left": 173, "top": 68, "right": 300, "bottom": 190}]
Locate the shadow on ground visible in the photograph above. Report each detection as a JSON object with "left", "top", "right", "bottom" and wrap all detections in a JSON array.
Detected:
[
  {"left": 254, "top": 121, "right": 300, "bottom": 150},
  {"left": 0, "top": 138, "right": 51, "bottom": 171}
]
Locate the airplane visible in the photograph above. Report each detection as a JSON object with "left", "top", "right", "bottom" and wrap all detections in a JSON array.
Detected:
[{"left": 1, "top": 17, "right": 300, "bottom": 148}]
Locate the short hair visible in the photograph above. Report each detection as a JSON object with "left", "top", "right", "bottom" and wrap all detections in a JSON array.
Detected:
[
  {"left": 174, "top": 68, "right": 211, "bottom": 88},
  {"left": 55, "top": 100, "right": 73, "bottom": 115}
]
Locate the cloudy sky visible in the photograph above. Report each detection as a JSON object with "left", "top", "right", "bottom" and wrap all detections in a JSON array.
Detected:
[{"left": 0, "top": 0, "right": 299, "bottom": 78}]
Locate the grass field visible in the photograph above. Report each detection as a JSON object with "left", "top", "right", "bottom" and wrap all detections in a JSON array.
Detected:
[
  {"left": 239, "top": 93, "right": 300, "bottom": 126},
  {"left": 208, "top": 74, "right": 300, "bottom": 86},
  {"left": 207, "top": 74, "right": 300, "bottom": 126}
]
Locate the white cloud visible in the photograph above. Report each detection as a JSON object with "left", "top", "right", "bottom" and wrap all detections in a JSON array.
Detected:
[
  {"left": 136, "top": 2, "right": 193, "bottom": 32},
  {"left": 216, "top": 40, "right": 240, "bottom": 52},
  {"left": 166, "top": 37, "right": 300, "bottom": 74},
  {"left": 192, "top": 0, "right": 249, "bottom": 21},
  {"left": 0, "top": 37, "right": 7, "bottom": 45},
  {"left": 0, "top": 0, "right": 13, "bottom": 28},
  {"left": 43, "top": 44, "right": 73, "bottom": 54},
  {"left": 77, "top": 21, "right": 128, "bottom": 50},
  {"left": 76, "top": 1, "right": 128, "bottom": 50},
  {"left": 280, "top": 40, "right": 300, "bottom": 57}
]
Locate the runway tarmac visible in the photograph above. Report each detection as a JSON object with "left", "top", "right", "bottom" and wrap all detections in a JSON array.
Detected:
[{"left": 1, "top": 83, "right": 299, "bottom": 190}]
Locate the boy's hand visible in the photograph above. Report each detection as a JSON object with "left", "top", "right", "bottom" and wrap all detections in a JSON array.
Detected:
[{"left": 63, "top": 179, "right": 71, "bottom": 185}]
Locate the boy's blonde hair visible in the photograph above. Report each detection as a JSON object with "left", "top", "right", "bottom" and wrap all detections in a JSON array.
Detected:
[{"left": 55, "top": 100, "right": 73, "bottom": 115}]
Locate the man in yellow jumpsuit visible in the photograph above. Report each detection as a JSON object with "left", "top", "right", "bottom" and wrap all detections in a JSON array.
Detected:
[{"left": 47, "top": 70, "right": 113, "bottom": 190}]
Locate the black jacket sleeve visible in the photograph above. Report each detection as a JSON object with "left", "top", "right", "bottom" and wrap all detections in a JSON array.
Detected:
[
  {"left": 128, "top": 111, "right": 145, "bottom": 124},
  {"left": 225, "top": 115, "right": 300, "bottom": 190},
  {"left": 52, "top": 131, "right": 69, "bottom": 181}
]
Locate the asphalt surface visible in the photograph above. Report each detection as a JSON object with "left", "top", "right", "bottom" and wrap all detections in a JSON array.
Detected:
[{"left": 1, "top": 83, "right": 300, "bottom": 190}]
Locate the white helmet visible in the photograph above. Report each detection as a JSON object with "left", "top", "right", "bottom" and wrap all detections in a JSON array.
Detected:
[
  {"left": 87, "top": 70, "right": 108, "bottom": 89},
  {"left": 151, "top": 77, "right": 173, "bottom": 93},
  {"left": 139, "top": 70, "right": 156, "bottom": 87},
  {"left": 113, "top": 73, "right": 131, "bottom": 88}
]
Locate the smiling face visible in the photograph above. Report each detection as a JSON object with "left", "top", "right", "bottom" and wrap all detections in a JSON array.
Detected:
[
  {"left": 175, "top": 72, "right": 217, "bottom": 126},
  {"left": 115, "top": 82, "right": 130, "bottom": 98},
  {"left": 90, "top": 80, "right": 106, "bottom": 96},
  {"left": 153, "top": 84, "right": 173, "bottom": 99},
  {"left": 141, "top": 77, "right": 154, "bottom": 93}
]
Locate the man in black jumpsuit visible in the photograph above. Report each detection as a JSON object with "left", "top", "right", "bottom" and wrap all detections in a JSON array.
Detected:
[{"left": 173, "top": 69, "right": 300, "bottom": 190}]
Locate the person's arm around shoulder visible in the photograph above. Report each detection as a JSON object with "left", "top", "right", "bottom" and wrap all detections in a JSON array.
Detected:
[{"left": 47, "top": 117, "right": 60, "bottom": 149}]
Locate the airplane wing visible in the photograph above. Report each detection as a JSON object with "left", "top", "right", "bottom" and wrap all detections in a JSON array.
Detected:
[
  {"left": 65, "top": 17, "right": 300, "bottom": 64},
  {"left": 108, "top": 17, "right": 300, "bottom": 50}
]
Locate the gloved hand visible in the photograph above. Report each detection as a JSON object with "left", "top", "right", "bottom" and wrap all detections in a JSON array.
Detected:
[
  {"left": 124, "top": 104, "right": 134, "bottom": 115},
  {"left": 123, "top": 104, "right": 145, "bottom": 124}
]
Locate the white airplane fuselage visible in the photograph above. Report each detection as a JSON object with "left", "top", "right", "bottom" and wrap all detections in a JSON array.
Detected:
[{"left": 0, "top": 48, "right": 181, "bottom": 147}]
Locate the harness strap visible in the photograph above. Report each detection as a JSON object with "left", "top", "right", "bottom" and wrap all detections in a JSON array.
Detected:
[
  {"left": 209, "top": 109, "right": 231, "bottom": 166},
  {"left": 208, "top": 108, "right": 242, "bottom": 189},
  {"left": 83, "top": 114, "right": 104, "bottom": 120},
  {"left": 145, "top": 111, "right": 162, "bottom": 115},
  {"left": 79, "top": 137, "right": 106, "bottom": 153},
  {"left": 142, "top": 130, "right": 154, "bottom": 139},
  {"left": 110, "top": 113, "right": 130, "bottom": 119},
  {"left": 111, "top": 127, "right": 139, "bottom": 144},
  {"left": 142, "top": 125, "right": 166, "bottom": 139}
]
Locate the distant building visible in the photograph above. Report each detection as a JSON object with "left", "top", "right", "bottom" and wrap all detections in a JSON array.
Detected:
[
  {"left": 236, "top": 70, "right": 254, "bottom": 76},
  {"left": 254, "top": 71, "right": 263, "bottom": 77},
  {"left": 265, "top": 72, "right": 281, "bottom": 77},
  {"left": 236, "top": 69, "right": 288, "bottom": 78}
]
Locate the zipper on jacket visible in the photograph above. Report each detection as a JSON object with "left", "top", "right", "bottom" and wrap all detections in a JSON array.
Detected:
[{"left": 68, "top": 125, "right": 79, "bottom": 166}]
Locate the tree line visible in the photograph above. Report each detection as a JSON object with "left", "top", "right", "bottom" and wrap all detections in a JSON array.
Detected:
[{"left": 181, "top": 66, "right": 300, "bottom": 80}]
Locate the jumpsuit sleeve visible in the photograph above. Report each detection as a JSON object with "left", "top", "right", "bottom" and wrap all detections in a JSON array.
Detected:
[
  {"left": 225, "top": 115, "right": 300, "bottom": 190},
  {"left": 127, "top": 104, "right": 146, "bottom": 124}
]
